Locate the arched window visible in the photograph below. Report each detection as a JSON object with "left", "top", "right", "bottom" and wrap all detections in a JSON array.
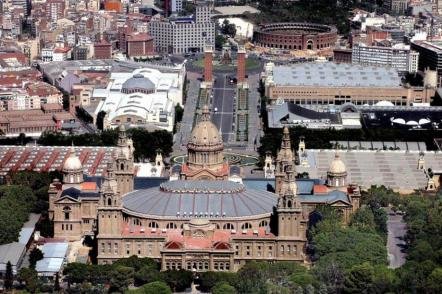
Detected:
[
  {"left": 241, "top": 222, "right": 252, "bottom": 230},
  {"left": 107, "top": 198, "right": 112, "bottom": 206},
  {"left": 148, "top": 222, "right": 159, "bottom": 228},
  {"left": 259, "top": 220, "right": 268, "bottom": 228},
  {"left": 287, "top": 200, "right": 292, "bottom": 208},
  {"left": 120, "top": 163, "right": 124, "bottom": 170},
  {"left": 223, "top": 223, "right": 235, "bottom": 230},
  {"left": 63, "top": 206, "right": 71, "bottom": 220},
  {"left": 166, "top": 222, "right": 177, "bottom": 229}
]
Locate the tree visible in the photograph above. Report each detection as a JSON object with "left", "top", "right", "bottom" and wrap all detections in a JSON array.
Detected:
[
  {"left": 5, "top": 261, "right": 13, "bottom": 290},
  {"left": 129, "top": 281, "right": 172, "bottom": 294},
  {"left": 212, "top": 282, "right": 237, "bottom": 294},
  {"left": 290, "top": 272, "right": 315, "bottom": 288},
  {"left": 234, "top": 262, "right": 267, "bottom": 294},
  {"left": 215, "top": 34, "right": 227, "bottom": 50},
  {"left": 344, "top": 262, "right": 375, "bottom": 293},
  {"left": 54, "top": 272, "right": 61, "bottom": 292},
  {"left": 198, "top": 271, "right": 237, "bottom": 292},
  {"left": 63, "top": 263, "right": 89, "bottom": 285},
  {"left": 134, "top": 266, "right": 162, "bottom": 287},
  {"left": 110, "top": 265, "right": 134, "bottom": 292},
  {"left": 29, "top": 247, "right": 44, "bottom": 268},
  {"left": 18, "top": 267, "right": 39, "bottom": 293},
  {"left": 426, "top": 267, "right": 442, "bottom": 294},
  {"left": 349, "top": 207, "right": 376, "bottom": 233},
  {"left": 160, "top": 269, "right": 192, "bottom": 292},
  {"left": 220, "top": 19, "right": 236, "bottom": 37}
]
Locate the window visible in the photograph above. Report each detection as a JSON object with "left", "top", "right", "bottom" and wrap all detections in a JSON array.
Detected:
[
  {"left": 223, "top": 223, "right": 235, "bottom": 230},
  {"left": 241, "top": 223, "right": 252, "bottom": 230},
  {"left": 166, "top": 222, "right": 177, "bottom": 229},
  {"left": 259, "top": 220, "right": 268, "bottom": 227},
  {"left": 63, "top": 206, "right": 71, "bottom": 220},
  {"left": 148, "top": 222, "right": 159, "bottom": 228}
]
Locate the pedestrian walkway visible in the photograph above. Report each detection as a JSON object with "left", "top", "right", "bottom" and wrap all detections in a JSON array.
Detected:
[{"left": 386, "top": 209, "right": 407, "bottom": 269}]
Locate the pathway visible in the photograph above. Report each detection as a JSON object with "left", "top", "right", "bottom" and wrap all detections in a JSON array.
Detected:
[{"left": 386, "top": 209, "right": 407, "bottom": 268}]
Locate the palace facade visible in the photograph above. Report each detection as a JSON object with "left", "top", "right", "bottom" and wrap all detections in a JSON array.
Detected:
[{"left": 49, "top": 107, "right": 360, "bottom": 271}]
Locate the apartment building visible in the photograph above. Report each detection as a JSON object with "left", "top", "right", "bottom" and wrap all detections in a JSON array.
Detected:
[
  {"left": 148, "top": 2, "right": 215, "bottom": 54},
  {"left": 352, "top": 43, "right": 419, "bottom": 74}
]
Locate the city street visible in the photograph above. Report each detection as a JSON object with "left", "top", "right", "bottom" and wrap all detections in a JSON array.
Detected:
[
  {"left": 211, "top": 73, "right": 236, "bottom": 143},
  {"left": 387, "top": 209, "right": 407, "bottom": 269}
]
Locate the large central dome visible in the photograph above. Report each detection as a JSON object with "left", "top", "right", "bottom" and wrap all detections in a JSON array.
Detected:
[
  {"left": 188, "top": 105, "right": 223, "bottom": 148},
  {"left": 185, "top": 105, "right": 225, "bottom": 174}
]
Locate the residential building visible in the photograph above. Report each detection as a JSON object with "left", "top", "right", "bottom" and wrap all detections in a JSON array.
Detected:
[
  {"left": 411, "top": 41, "right": 442, "bottom": 87},
  {"left": 171, "top": 0, "right": 183, "bottom": 14},
  {"left": 383, "top": 0, "right": 408, "bottom": 15},
  {"left": 94, "top": 39, "right": 112, "bottom": 59},
  {"left": 126, "top": 32, "right": 154, "bottom": 58},
  {"left": 148, "top": 2, "right": 215, "bottom": 54},
  {"left": 352, "top": 43, "right": 419, "bottom": 74},
  {"left": 45, "top": 0, "right": 65, "bottom": 23}
]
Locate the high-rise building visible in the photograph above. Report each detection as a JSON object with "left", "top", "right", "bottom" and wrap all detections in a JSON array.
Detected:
[
  {"left": 383, "top": 0, "right": 408, "bottom": 15},
  {"left": 148, "top": 2, "right": 215, "bottom": 54},
  {"left": 45, "top": 0, "right": 65, "bottom": 23},
  {"left": 171, "top": 0, "right": 183, "bottom": 14},
  {"left": 411, "top": 40, "right": 442, "bottom": 87},
  {"left": 352, "top": 43, "right": 419, "bottom": 74}
]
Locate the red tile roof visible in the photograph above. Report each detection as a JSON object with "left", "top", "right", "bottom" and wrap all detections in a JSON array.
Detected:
[
  {"left": 127, "top": 32, "right": 153, "bottom": 42},
  {"left": 313, "top": 184, "right": 329, "bottom": 194}
]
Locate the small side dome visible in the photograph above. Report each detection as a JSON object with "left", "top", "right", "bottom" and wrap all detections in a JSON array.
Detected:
[
  {"left": 63, "top": 147, "right": 82, "bottom": 171},
  {"left": 328, "top": 153, "right": 346, "bottom": 174}
]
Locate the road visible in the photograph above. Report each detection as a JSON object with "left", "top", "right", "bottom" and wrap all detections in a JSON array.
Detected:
[
  {"left": 386, "top": 209, "right": 407, "bottom": 269},
  {"left": 211, "top": 73, "right": 236, "bottom": 143}
]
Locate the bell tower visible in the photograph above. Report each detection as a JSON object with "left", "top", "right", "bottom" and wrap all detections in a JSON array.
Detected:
[
  {"left": 277, "top": 166, "right": 304, "bottom": 238},
  {"left": 98, "top": 163, "right": 123, "bottom": 236},
  {"left": 275, "top": 126, "right": 295, "bottom": 194},
  {"left": 114, "top": 125, "right": 134, "bottom": 196}
]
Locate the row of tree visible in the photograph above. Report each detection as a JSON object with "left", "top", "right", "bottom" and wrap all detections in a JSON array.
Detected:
[
  {"left": 0, "top": 171, "right": 57, "bottom": 245},
  {"left": 62, "top": 256, "right": 192, "bottom": 293},
  {"left": 0, "top": 185, "right": 37, "bottom": 244}
]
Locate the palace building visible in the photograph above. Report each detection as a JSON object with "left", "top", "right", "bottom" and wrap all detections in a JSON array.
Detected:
[{"left": 48, "top": 109, "right": 361, "bottom": 271}]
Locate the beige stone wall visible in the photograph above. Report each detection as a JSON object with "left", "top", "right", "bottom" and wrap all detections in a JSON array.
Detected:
[{"left": 267, "top": 85, "right": 434, "bottom": 106}]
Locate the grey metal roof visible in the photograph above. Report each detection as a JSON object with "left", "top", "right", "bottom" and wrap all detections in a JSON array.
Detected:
[
  {"left": 123, "top": 179, "right": 346, "bottom": 218},
  {"left": 122, "top": 74, "right": 155, "bottom": 91},
  {"left": 0, "top": 242, "right": 26, "bottom": 267},
  {"left": 272, "top": 62, "right": 402, "bottom": 88},
  {"left": 123, "top": 180, "right": 278, "bottom": 218},
  {"left": 299, "top": 190, "right": 350, "bottom": 204}
]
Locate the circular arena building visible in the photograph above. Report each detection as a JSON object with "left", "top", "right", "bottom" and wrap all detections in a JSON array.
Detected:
[{"left": 253, "top": 22, "right": 337, "bottom": 50}]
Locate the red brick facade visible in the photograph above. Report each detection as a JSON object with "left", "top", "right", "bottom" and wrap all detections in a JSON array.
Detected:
[
  {"left": 204, "top": 47, "right": 213, "bottom": 82},
  {"left": 126, "top": 33, "right": 154, "bottom": 58},
  {"left": 237, "top": 48, "right": 246, "bottom": 83},
  {"left": 94, "top": 40, "right": 112, "bottom": 59}
]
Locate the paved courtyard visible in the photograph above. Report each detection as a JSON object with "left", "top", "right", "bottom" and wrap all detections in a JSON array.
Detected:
[{"left": 298, "top": 150, "right": 441, "bottom": 192}]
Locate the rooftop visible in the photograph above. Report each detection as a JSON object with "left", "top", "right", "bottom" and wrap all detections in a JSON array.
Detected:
[{"left": 271, "top": 62, "right": 402, "bottom": 88}]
